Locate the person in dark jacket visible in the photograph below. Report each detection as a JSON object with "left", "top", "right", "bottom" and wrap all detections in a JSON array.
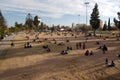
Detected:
[
  {"left": 108, "top": 61, "right": 115, "bottom": 67},
  {"left": 105, "top": 58, "right": 108, "bottom": 65},
  {"left": 85, "top": 50, "right": 89, "bottom": 56},
  {"left": 102, "top": 44, "right": 108, "bottom": 54}
]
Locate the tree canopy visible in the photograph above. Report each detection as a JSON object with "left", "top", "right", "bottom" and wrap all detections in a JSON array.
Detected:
[
  {"left": 114, "top": 12, "right": 120, "bottom": 30},
  {"left": 0, "top": 10, "right": 7, "bottom": 38},
  {"left": 25, "top": 13, "right": 33, "bottom": 29},
  {"left": 103, "top": 21, "right": 107, "bottom": 31},
  {"left": 108, "top": 18, "right": 111, "bottom": 31},
  {"left": 90, "top": 3, "right": 100, "bottom": 36}
]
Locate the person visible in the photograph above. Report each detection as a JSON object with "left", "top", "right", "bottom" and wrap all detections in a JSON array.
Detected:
[
  {"left": 76, "top": 43, "right": 79, "bottom": 49},
  {"left": 96, "top": 41, "right": 100, "bottom": 45},
  {"left": 66, "top": 39, "right": 69, "bottom": 42},
  {"left": 11, "top": 42, "right": 14, "bottom": 47},
  {"left": 61, "top": 50, "right": 65, "bottom": 55},
  {"left": 85, "top": 37, "right": 88, "bottom": 42},
  {"left": 69, "top": 46, "right": 72, "bottom": 50},
  {"left": 67, "top": 46, "right": 70, "bottom": 51},
  {"left": 83, "top": 42, "right": 86, "bottom": 49},
  {"left": 117, "top": 54, "right": 120, "bottom": 58},
  {"left": 90, "top": 50, "right": 93, "bottom": 55},
  {"left": 105, "top": 58, "right": 108, "bottom": 65},
  {"left": 58, "top": 42, "right": 64, "bottom": 46},
  {"left": 85, "top": 50, "right": 89, "bottom": 56},
  {"left": 108, "top": 61, "right": 115, "bottom": 67},
  {"left": 24, "top": 42, "right": 32, "bottom": 48},
  {"left": 79, "top": 42, "right": 82, "bottom": 49},
  {"left": 102, "top": 44, "right": 108, "bottom": 54},
  {"left": 47, "top": 48, "right": 51, "bottom": 53},
  {"left": 43, "top": 45, "right": 48, "bottom": 49},
  {"left": 96, "top": 45, "right": 102, "bottom": 50},
  {"left": 24, "top": 43, "right": 27, "bottom": 48},
  {"left": 60, "top": 50, "right": 68, "bottom": 55}
]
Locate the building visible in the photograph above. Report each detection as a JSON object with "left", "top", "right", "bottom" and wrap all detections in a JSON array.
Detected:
[{"left": 99, "top": 20, "right": 103, "bottom": 29}]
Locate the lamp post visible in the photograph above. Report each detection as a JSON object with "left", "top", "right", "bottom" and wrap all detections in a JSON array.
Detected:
[{"left": 84, "top": 2, "right": 89, "bottom": 35}]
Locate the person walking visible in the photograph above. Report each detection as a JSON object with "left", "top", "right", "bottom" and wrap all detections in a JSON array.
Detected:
[
  {"left": 102, "top": 44, "right": 108, "bottom": 54},
  {"left": 79, "top": 42, "right": 82, "bottom": 49}
]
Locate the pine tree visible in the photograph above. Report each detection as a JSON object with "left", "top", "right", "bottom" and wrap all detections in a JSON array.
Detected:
[
  {"left": 90, "top": 3, "right": 100, "bottom": 36},
  {"left": 25, "top": 13, "right": 33, "bottom": 29},
  {"left": 114, "top": 12, "right": 120, "bottom": 36},
  {"left": 108, "top": 18, "right": 111, "bottom": 31},
  {"left": 33, "top": 15, "right": 40, "bottom": 29},
  {"left": 103, "top": 21, "right": 107, "bottom": 31},
  {"left": 0, "top": 10, "right": 6, "bottom": 27},
  {"left": 0, "top": 10, "right": 7, "bottom": 38}
]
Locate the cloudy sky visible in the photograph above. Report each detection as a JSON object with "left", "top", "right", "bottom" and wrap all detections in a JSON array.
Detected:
[{"left": 0, "top": 0, "right": 120, "bottom": 27}]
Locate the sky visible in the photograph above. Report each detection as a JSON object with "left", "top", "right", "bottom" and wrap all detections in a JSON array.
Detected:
[{"left": 0, "top": 0, "right": 120, "bottom": 27}]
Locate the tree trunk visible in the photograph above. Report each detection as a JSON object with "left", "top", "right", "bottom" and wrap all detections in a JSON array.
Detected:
[
  {"left": 94, "top": 29, "right": 96, "bottom": 36},
  {"left": 119, "top": 29, "right": 120, "bottom": 37}
]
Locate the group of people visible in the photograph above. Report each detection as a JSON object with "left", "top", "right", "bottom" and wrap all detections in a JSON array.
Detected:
[
  {"left": 97, "top": 44, "right": 108, "bottom": 54},
  {"left": 76, "top": 42, "right": 85, "bottom": 49},
  {"left": 42, "top": 45, "right": 51, "bottom": 53},
  {"left": 24, "top": 42, "right": 32, "bottom": 48},
  {"left": 84, "top": 50, "right": 93, "bottom": 56},
  {"left": 105, "top": 58, "right": 115, "bottom": 67},
  {"left": 61, "top": 46, "right": 72, "bottom": 55}
]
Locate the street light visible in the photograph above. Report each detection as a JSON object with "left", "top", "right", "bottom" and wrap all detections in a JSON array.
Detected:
[
  {"left": 85, "top": 2, "right": 89, "bottom": 26},
  {"left": 84, "top": 2, "right": 89, "bottom": 35}
]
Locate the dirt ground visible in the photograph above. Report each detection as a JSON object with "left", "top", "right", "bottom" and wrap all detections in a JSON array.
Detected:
[{"left": 0, "top": 31, "right": 120, "bottom": 80}]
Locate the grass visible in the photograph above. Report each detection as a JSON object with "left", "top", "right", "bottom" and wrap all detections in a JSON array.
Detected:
[{"left": 0, "top": 31, "right": 120, "bottom": 80}]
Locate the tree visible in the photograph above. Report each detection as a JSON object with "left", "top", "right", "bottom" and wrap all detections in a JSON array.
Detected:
[
  {"left": 103, "top": 21, "right": 107, "bottom": 31},
  {"left": 33, "top": 15, "right": 40, "bottom": 29},
  {"left": 108, "top": 18, "right": 111, "bottom": 31},
  {"left": 15, "top": 21, "right": 23, "bottom": 31},
  {"left": 39, "top": 22, "right": 46, "bottom": 31},
  {"left": 90, "top": 3, "right": 100, "bottom": 36},
  {"left": 0, "top": 10, "right": 6, "bottom": 27},
  {"left": 0, "top": 10, "right": 7, "bottom": 39},
  {"left": 114, "top": 12, "right": 120, "bottom": 36},
  {"left": 25, "top": 13, "right": 33, "bottom": 29}
]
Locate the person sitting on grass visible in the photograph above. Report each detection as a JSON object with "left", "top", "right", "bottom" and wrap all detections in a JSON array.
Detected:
[
  {"left": 58, "top": 42, "right": 64, "bottom": 46},
  {"left": 96, "top": 41, "right": 100, "bottom": 45},
  {"left": 24, "top": 42, "right": 32, "bottom": 48},
  {"left": 11, "top": 42, "right": 14, "bottom": 47},
  {"left": 47, "top": 48, "right": 51, "bottom": 53},
  {"left": 116, "top": 54, "right": 120, "bottom": 58},
  {"left": 105, "top": 58, "right": 108, "bottom": 65},
  {"left": 66, "top": 39, "right": 70, "bottom": 42},
  {"left": 67, "top": 46, "right": 72, "bottom": 51},
  {"left": 97, "top": 45, "right": 102, "bottom": 50},
  {"left": 60, "top": 50, "right": 68, "bottom": 55},
  {"left": 69, "top": 46, "right": 72, "bottom": 50},
  {"left": 61, "top": 50, "right": 65, "bottom": 55},
  {"left": 90, "top": 50, "right": 93, "bottom": 55},
  {"left": 85, "top": 50, "right": 89, "bottom": 56},
  {"left": 42, "top": 45, "right": 48, "bottom": 49},
  {"left": 108, "top": 61, "right": 115, "bottom": 67}
]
